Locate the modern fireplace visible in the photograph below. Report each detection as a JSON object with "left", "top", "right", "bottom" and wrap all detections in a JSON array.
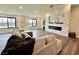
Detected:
[{"left": 49, "top": 26, "right": 62, "bottom": 31}]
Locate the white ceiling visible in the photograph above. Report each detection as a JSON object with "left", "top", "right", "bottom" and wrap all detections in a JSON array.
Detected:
[{"left": 0, "top": 4, "right": 67, "bottom": 18}]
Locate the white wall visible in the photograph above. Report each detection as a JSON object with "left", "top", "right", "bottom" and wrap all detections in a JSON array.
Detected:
[
  {"left": 45, "top": 5, "right": 71, "bottom": 37},
  {"left": 16, "top": 16, "right": 42, "bottom": 30},
  {"left": 16, "top": 16, "right": 30, "bottom": 30},
  {"left": 37, "top": 18, "right": 44, "bottom": 29},
  {"left": 0, "top": 29, "right": 14, "bottom": 34}
]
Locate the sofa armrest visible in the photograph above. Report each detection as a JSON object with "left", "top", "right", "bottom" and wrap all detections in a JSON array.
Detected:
[
  {"left": 55, "top": 38, "right": 63, "bottom": 54},
  {"left": 33, "top": 40, "right": 57, "bottom": 55}
]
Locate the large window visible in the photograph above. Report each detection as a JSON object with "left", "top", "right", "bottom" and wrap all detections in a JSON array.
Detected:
[
  {"left": 7, "top": 18, "right": 16, "bottom": 28},
  {"left": 29, "top": 19, "right": 37, "bottom": 27},
  {"left": 0, "top": 17, "right": 16, "bottom": 28},
  {"left": 0, "top": 18, "right": 7, "bottom": 28}
]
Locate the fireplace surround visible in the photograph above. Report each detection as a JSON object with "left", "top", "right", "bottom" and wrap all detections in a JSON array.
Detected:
[{"left": 49, "top": 26, "right": 62, "bottom": 31}]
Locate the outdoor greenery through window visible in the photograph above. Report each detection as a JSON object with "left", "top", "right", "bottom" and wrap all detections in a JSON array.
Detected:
[
  {"left": 29, "top": 19, "right": 37, "bottom": 27},
  {"left": 0, "top": 17, "right": 16, "bottom": 28}
]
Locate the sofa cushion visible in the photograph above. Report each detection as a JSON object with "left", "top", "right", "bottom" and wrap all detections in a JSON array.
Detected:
[
  {"left": 21, "top": 31, "right": 33, "bottom": 41},
  {"left": 12, "top": 29, "right": 22, "bottom": 38},
  {"left": 32, "top": 37, "right": 46, "bottom": 54},
  {"left": 45, "top": 35, "right": 56, "bottom": 44}
]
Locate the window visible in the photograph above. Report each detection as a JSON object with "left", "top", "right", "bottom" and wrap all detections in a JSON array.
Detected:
[
  {"left": 0, "top": 17, "right": 16, "bottom": 28},
  {"left": 0, "top": 18, "right": 7, "bottom": 28},
  {"left": 29, "top": 19, "right": 37, "bottom": 27},
  {"left": 7, "top": 17, "right": 16, "bottom": 28}
]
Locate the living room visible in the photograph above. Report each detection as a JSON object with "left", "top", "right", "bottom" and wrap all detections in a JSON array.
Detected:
[
  {"left": 0, "top": 4, "right": 70, "bottom": 36},
  {"left": 0, "top": 4, "right": 79, "bottom": 55}
]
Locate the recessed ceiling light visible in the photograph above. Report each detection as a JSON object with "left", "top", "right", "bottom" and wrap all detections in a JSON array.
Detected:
[
  {"left": 0, "top": 11, "right": 3, "bottom": 13},
  {"left": 46, "top": 13, "right": 50, "bottom": 17},
  {"left": 35, "top": 10, "right": 38, "bottom": 13},
  {"left": 19, "top": 6, "right": 23, "bottom": 9}
]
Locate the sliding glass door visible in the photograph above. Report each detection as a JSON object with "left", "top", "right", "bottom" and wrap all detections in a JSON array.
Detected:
[
  {"left": 0, "top": 17, "right": 16, "bottom": 28},
  {"left": 28, "top": 19, "right": 37, "bottom": 27},
  {"left": 0, "top": 18, "right": 7, "bottom": 28},
  {"left": 7, "top": 17, "right": 16, "bottom": 28}
]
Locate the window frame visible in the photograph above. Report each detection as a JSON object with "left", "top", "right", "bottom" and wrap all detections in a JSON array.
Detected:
[
  {"left": 7, "top": 17, "right": 16, "bottom": 28},
  {"left": 29, "top": 19, "right": 37, "bottom": 27},
  {"left": 0, "top": 17, "right": 16, "bottom": 29}
]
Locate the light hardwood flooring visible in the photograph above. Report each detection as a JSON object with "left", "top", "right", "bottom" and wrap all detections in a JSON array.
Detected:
[{"left": 59, "top": 38, "right": 79, "bottom": 55}]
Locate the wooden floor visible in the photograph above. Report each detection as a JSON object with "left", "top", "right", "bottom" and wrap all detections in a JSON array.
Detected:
[
  {"left": 23, "top": 29, "right": 53, "bottom": 38},
  {"left": 0, "top": 29, "right": 79, "bottom": 55},
  {"left": 59, "top": 38, "right": 79, "bottom": 55}
]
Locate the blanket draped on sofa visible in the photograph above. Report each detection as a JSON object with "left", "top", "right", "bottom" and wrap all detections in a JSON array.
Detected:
[{"left": 1, "top": 35, "right": 35, "bottom": 55}]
